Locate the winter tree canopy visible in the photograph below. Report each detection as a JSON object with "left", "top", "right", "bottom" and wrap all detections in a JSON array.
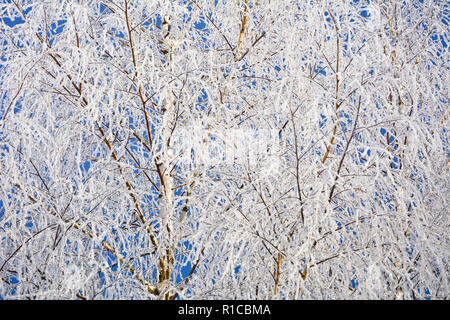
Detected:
[{"left": 0, "top": 0, "right": 448, "bottom": 299}]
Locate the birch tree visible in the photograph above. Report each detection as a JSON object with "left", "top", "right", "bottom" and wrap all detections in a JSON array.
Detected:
[{"left": 0, "top": 0, "right": 448, "bottom": 299}]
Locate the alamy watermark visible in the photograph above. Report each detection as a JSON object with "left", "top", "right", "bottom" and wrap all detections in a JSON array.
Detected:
[{"left": 170, "top": 125, "right": 282, "bottom": 173}]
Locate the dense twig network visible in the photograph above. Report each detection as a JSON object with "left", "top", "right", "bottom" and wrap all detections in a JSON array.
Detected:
[{"left": 0, "top": 0, "right": 448, "bottom": 299}]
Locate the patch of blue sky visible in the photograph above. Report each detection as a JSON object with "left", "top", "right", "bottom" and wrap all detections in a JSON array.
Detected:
[
  {"left": 414, "top": 282, "right": 432, "bottom": 300},
  {"left": 24, "top": 214, "right": 33, "bottom": 230},
  {"left": 1, "top": 1, "right": 31, "bottom": 28},
  {"left": 178, "top": 260, "right": 192, "bottom": 284},
  {"left": 349, "top": 277, "right": 359, "bottom": 291},
  {"left": 79, "top": 160, "right": 90, "bottom": 174},
  {"left": 318, "top": 114, "right": 328, "bottom": 130}
]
